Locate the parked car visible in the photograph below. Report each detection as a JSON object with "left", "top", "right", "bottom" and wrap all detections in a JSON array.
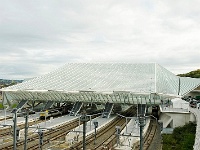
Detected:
[
  {"left": 190, "top": 100, "right": 197, "bottom": 108},
  {"left": 197, "top": 103, "right": 200, "bottom": 109}
]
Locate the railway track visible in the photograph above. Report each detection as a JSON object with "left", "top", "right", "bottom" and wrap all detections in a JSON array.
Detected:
[
  {"left": 0, "top": 116, "right": 12, "bottom": 122},
  {"left": 69, "top": 106, "right": 137, "bottom": 150},
  {"left": 0, "top": 107, "right": 138, "bottom": 150},
  {"left": 69, "top": 117, "right": 126, "bottom": 150},
  {"left": 146, "top": 120, "right": 162, "bottom": 150},
  {"left": 0, "top": 118, "right": 80, "bottom": 150},
  {"left": 134, "top": 119, "right": 157, "bottom": 150},
  {"left": 0, "top": 111, "right": 68, "bottom": 137},
  {"left": 0, "top": 118, "right": 43, "bottom": 137},
  {"left": 27, "top": 114, "right": 100, "bottom": 150},
  {"left": 143, "top": 120, "right": 157, "bottom": 150},
  {"left": 0, "top": 114, "right": 100, "bottom": 150},
  {"left": 26, "top": 118, "right": 81, "bottom": 150}
]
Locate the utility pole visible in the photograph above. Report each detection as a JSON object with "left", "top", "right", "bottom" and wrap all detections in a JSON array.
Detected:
[
  {"left": 80, "top": 110, "right": 89, "bottom": 150},
  {"left": 12, "top": 108, "right": 17, "bottom": 150},
  {"left": 38, "top": 129, "right": 44, "bottom": 150},
  {"left": 4, "top": 105, "right": 9, "bottom": 124},
  {"left": 24, "top": 109, "right": 29, "bottom": 150},
  {"left": 93, "top": 121, "right": 98, "bottom": 145},
  {"left": 116, "top": 126, "right": 121, "bottom": 147},
  {"left": 139, "top": 116, "right": 145, "bottom": 150},
  {"left": 28, "top": 126, "right": 52, "bottom": 150}
]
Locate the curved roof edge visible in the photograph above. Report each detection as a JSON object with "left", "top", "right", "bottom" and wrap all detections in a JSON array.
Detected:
[{"left": 1, "top": 63, "right": 200, "bottom": 99}]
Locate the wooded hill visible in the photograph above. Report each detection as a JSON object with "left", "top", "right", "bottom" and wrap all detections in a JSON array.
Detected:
[{"left": 177, "top": 69, "right": 200, "bottom": 78}]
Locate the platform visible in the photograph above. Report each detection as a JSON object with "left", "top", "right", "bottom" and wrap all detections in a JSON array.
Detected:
[
  {"left": 30, "top": 115, "right": 78, "bottom": 132},
  {"left": 114, "top": 118, "right": 150, "bottom": 150},
  {"left": 0, "top": 110, "right": 12, "bottom": 120},
  {"left": 0, "top": 111, "right": 39, "bottom": 127}
]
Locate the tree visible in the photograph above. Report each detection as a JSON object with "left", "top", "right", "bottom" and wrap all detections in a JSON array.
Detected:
[{"left": 177, "top": 69, "right": 200, "bottom": 78}]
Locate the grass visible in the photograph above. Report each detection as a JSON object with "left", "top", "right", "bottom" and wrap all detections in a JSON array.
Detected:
[{"left": 0, "top": 103, "right": 4, "bottom": 109}]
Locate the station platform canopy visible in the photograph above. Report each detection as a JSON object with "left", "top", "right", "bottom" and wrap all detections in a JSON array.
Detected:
[{"left": 1, "top": 63, "right": 200, "bottom": 105}]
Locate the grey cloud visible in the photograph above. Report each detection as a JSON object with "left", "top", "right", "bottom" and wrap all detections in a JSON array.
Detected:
[{"left": 0, "top": 0, "right": 200, "bottom": 79}]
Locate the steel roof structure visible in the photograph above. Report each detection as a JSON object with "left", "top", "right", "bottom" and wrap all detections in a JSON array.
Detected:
[{"left": 1, "top": 63, "right": 200, "bottom": 105}]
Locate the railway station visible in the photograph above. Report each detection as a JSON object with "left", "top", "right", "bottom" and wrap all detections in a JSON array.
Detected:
[{"left": 1, "top": 63, "right": 200, "bottom": 150}]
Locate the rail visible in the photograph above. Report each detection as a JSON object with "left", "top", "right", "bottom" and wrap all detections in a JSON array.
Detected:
[
  {"left": 69, "top": 106, "right": 136, "bottom": 149},
  {"left": 0, "top": 118, "right": 80, "bottom": 150}
]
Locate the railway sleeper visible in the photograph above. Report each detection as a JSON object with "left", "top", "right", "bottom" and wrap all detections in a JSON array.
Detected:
[{"left": 100, "top": 135, "right": 116, "bottom": 149}]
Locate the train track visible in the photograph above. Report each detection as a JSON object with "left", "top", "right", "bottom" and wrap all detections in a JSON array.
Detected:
[
  {"left": 26, "top": 118, "right": 81, "bottom": 150},
  {"left": 69, "top": 117, "right": 126, "bottom": 150},
  {"left": 0, "top": 114, "right": 100, "bottom": 150},
  {"left": 0, "top": 118, "right": 43, "bottom": 137},
  {"left": 146, "top": 120, "right": 162, "bottom": 150},
  {"left": 0, "top": 111, "right": 67, "bottom": 137},
  {"left": 27, "top": 114, "right": 100, "bottom": 150},
  {"left": 0, "top": 116, "right": 12, "bottom": 122},
  {"left": 143, "top": 120, "right": 157, "bottom": 150},
  {"left": 134, "top": 119, "right": 157, "bottom": 150},
  {"left": 0, "top": 107, "right": 138, "bottom": 150},
  {"left": 0, "top": 118, "right": 80, "bottom": 150},
  {"left": 69, "top": 106, "right": 137, "bottom": 150}
]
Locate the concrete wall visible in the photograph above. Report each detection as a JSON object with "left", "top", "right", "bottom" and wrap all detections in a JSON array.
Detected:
[{"left": 160, "top": 112, "right": 196, "bottom": 128}]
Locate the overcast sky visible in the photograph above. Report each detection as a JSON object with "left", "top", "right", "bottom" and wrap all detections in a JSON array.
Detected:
[{"left": 0, "top": 0, "right": 200, "bottom": 79}]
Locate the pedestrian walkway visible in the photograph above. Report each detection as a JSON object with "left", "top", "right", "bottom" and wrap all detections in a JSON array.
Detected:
[{"left": 189, "top": 107, "right": 200, "bottom": 150}]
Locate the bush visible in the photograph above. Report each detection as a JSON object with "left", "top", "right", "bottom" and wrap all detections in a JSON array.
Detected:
[{"left": 162, "top": 122, "right": 196, "bottom": 150}]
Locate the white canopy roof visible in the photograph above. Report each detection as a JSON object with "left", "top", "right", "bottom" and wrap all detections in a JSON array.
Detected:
[{"left": 1, "top": 63, "right": 200, "bottom": 104}]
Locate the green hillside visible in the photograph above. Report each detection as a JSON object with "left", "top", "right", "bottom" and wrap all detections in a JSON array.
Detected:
[{"left": 177, "top": 69, "right": 200, "bottom": 78}]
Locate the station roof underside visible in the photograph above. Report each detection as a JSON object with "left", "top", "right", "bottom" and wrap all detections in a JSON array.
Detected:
[{"left": 1, "top": 63, "right": 200, "bottom": 104}]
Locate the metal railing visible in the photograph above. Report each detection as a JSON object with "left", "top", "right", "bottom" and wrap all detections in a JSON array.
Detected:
[{"left": 189, "top": 107, "right": 200, "bottom": 150}]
